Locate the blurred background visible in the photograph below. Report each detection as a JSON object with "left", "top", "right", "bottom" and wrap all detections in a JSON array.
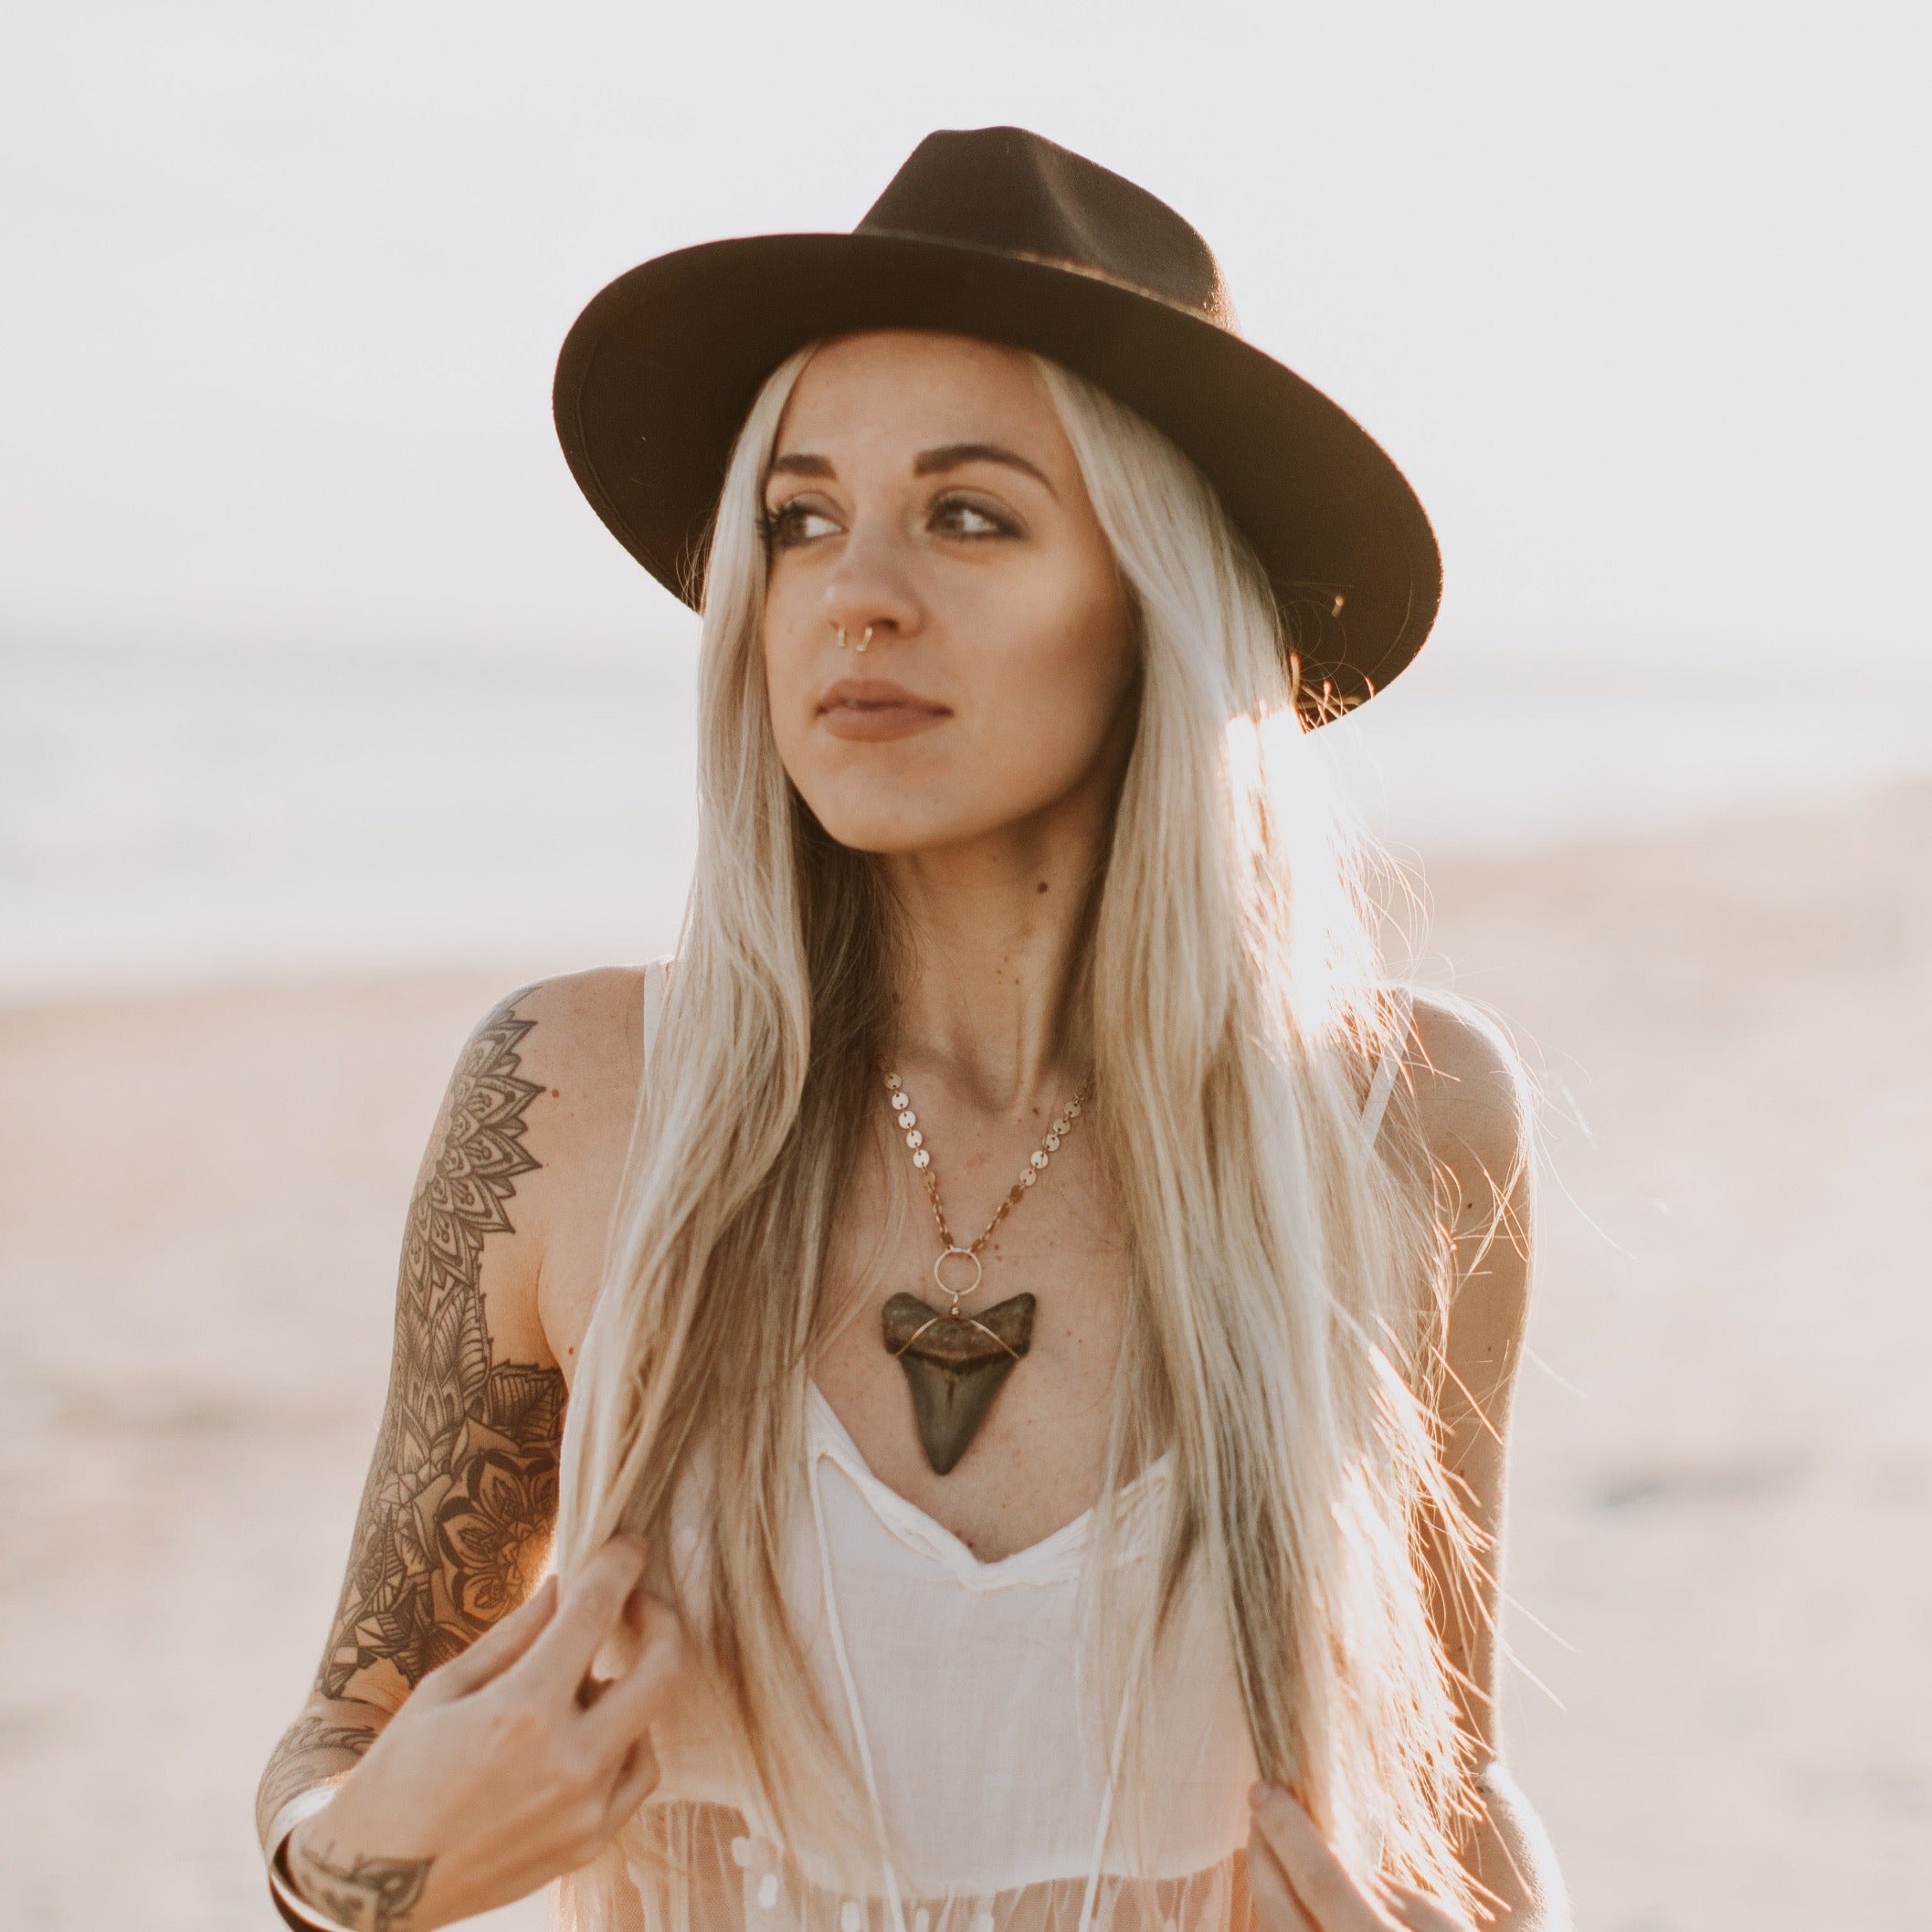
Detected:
[{"left": 4, "top": 3, "right": 1929, "bottom": 1927}]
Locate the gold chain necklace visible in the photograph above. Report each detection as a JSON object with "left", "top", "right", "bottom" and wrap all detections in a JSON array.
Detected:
[{"left": 877, "top": 1063, "right": 1092, "bottom": 1474}]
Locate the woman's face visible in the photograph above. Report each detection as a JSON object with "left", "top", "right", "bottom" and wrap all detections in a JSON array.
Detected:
[{"left": 759, "top": 331, "right": 1136, "bottom": 857}]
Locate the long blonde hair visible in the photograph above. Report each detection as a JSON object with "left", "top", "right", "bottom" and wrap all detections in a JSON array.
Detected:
[{"left": 557, "top": 338, "right": 1494, "bottom": 1916}]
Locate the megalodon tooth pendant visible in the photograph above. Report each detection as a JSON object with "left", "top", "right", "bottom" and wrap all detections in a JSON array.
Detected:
[{"left": 882, "top": 1291, "right": 1036, "bottom": 1475}]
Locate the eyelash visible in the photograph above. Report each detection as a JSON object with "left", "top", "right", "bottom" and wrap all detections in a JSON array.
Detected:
[
  {"left": 759, "top": 493, "right": 1020, "bottom": 551},
  {"left": 756, "top": 502, "right": 820, "bottom": 551}
]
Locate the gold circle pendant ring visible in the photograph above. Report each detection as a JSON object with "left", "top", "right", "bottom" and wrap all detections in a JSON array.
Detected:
[{"left": 933, "top": 1246, "right": 984, "bottom": 1304}]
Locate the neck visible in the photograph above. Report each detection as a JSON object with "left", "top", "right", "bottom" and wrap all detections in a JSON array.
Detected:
[{"left": 879, "top": 794, "right": 1108, "bottom": 1115}]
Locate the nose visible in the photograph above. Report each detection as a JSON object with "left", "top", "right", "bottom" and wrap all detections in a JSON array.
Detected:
[{"left": 821, "top": 516, "right": 923, "bottom": 655}]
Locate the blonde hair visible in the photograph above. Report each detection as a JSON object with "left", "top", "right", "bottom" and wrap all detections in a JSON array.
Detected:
[{"left": 557, "top": 338, "right": 1494, "bottom": 1919}]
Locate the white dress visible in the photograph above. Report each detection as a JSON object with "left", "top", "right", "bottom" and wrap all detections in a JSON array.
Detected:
[{"left": 618, "top": 963, "right": 1410, "bottom": 1932}]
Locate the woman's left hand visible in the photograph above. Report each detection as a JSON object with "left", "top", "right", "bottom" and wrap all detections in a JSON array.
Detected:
[{"left": 1247, "top": 1783, "right": 1475, "bottom": 1932}]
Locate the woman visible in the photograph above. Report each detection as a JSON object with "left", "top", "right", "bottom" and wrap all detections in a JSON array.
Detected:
[{"left": 257, "top": 128, "right": 1568, "bottom": 1932}]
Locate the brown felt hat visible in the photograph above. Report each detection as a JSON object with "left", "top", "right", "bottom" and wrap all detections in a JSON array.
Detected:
[{"left": 554, "top": 126, "right": 1441, "bottom": 721}]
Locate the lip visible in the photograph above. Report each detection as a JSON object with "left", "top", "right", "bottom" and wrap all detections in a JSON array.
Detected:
[{"left": 815, "top": 676, "right": 952, "bottom": 743}]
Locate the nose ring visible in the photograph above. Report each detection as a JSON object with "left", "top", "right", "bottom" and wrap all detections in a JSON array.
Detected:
[
  {"left": 834, "top": 625, "right": 876, "bottom": 653},
  {"left": 857, "top": 626, "right": 873, "bottom": 654}
]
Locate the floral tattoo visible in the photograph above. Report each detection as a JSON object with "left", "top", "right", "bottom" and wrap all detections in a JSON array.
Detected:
[{"left": 317, "top": 996, "right": 565, "bottom": 1701}]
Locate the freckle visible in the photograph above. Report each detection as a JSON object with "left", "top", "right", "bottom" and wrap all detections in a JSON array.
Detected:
[
  {"left": 552, "top": 1088, "right": 561, "bottom": 1098},
  {"left": 1036, "top": 881, "right": 1049, "bottom": 893}
]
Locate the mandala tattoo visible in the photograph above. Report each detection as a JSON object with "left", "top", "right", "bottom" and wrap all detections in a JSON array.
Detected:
[{"left": 318, "top": 998, "right": 565, "bottom": 1701}]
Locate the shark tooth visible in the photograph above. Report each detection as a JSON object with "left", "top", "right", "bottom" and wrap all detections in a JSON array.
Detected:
[{"left": 881, "top": 1292, "right": 1036, "bottom": 1476}]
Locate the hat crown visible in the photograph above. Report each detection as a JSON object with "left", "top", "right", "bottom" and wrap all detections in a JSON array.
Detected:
[{"left": 858, "top": 127, "right": 1235, "bottom": 329}]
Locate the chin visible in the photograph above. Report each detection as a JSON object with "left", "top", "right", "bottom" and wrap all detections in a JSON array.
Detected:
[
  {"left": 792, "top": 763, "right": 1088, "bottom": 857},
  {"left": 797, "top": 780, "right": 1000, "bottom": 857},
  {"left": 807, "top": 804, "right": 955, "bottom": 856}
]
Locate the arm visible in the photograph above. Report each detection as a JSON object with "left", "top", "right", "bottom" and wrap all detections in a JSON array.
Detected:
[
  {"left": 1407, "top": 995, "right": 1568, "bottom": 1932},
  {"left": 256, "top": 987, "right": 565, "bottom": 1857},
  {"left": 254, "top": 972, "right": 679, "bottom": 1932},
  {"left": 1248, "top": 997, "right": 1569, "bottom": 1932}
]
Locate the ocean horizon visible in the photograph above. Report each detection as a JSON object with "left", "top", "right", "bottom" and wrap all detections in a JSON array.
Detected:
[{"left": 7, "top": 636, "right": 1930, "bottom": 1004}]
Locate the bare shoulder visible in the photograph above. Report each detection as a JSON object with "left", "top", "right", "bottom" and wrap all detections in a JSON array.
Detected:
[
  {"left": 423, "top": 967, "right": 644, "bottom": 1243},
  {"left": 489, "top": 962, "right": 645, "bottom": 1064},
  {"left": 1394, "top": 989, "right": 1536, "bottom": 1446},
  {"left": 382, "top": 966, "right": 649, "bottom": 1374},
  {"left": 1403, "top": 988, "right": 1534, "bottom": 1229},
  {"left": 491, "top": 964, "right": 647, "bottom": 1156},
  {"left": 473, "top": 966, "right": 648, "bottom": 1375}
]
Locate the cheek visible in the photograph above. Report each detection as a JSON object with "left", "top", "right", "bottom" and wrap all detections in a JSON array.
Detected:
[
  {"left": 966, "top": 565, "right": 1134, "bottom": 768},
  {"left": 759, "top": 579, "right": 819, "bottom": 763}
]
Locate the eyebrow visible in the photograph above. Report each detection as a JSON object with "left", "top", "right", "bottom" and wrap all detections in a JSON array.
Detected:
[
  {"left": 913, "top": 442, "right": 1055, "bottom": 493},
  {"left": 763, "top": 443, "right": 1056, "bottom": 495},
  {"left": 765, "top": 452, "right": 835, "bottom": 480}
]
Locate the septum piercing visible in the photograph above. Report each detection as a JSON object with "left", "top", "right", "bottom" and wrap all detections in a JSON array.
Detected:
[{"left": 835, "top": 626, "right": 876, "bottom": 653}]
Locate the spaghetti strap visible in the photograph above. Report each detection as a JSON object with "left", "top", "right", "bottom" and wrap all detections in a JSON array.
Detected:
[{"left": 1360, "top": 987, "right": 1415, "bottom": 1143}]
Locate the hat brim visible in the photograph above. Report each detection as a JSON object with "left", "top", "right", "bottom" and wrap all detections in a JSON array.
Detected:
[{"left": 554, "top": 230, "right": 1441, "bottom": 716}]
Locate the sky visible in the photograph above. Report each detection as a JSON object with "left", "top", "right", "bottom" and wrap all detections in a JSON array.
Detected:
[{"left": 4, "top": 0, "right": 1927, "bottom": 670}]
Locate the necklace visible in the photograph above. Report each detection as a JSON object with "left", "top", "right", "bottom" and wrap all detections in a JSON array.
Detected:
[{"left": 877, "top": 1063, "right": 1092, "bottom": 1474}]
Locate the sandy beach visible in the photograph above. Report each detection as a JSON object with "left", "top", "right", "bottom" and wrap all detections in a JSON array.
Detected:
[{"left": 3, "top": 784, "right": 1927, "bottom": 1932}]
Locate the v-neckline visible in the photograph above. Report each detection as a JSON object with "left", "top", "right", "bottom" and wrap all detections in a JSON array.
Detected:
[{"left": 804, "top": 1382, "right": 1171, "bottom": 1589}]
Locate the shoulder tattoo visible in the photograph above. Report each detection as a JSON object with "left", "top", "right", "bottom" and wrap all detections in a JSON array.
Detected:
[{"left": 318, "top": 998, "right": 566, "bottom": 1701}]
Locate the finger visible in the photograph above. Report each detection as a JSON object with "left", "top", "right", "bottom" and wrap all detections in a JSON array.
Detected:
[
  {"left": 598, "top": 1732, "right": 662, "bottom": 1837},
  {"left": 1246, "top": 1829, "right": 1318, "bottom": 1931},
  {"left": 1374, "top": 1881, "right": 1473, "bottom": 1932},
  {"left": 421, "top": 1575, "right": 559, "bottom": 1701},
  {"left": 1249, "top": 1784, "right": 1395, "bottom": 1932},
  {"left": 581, "top": 1592, "right": 685, "bottom": 1758},
  {"left": 507, "top": 1536, "right": 649, "bottom": 1705}
]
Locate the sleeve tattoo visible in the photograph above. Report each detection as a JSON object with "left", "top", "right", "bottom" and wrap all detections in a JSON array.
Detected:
[
  {"left": 286, "top": 1839, "right": 434, "bottom": 1932},
  {"left": 319, "top": 996, "right": 566, "bottom": 1703},
  {"left": 256, "top": 1713, "right": 383, "bottom": 1838}
]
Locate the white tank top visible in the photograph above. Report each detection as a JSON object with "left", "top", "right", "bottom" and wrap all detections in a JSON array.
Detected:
[{"left": 616, "top": 963, "right": 1412, "bottom": 1932}]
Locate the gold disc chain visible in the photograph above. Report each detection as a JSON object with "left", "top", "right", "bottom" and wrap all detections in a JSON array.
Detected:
[{"left": 878, "top": 1062, "right": 1093, "bottom": 1297}]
